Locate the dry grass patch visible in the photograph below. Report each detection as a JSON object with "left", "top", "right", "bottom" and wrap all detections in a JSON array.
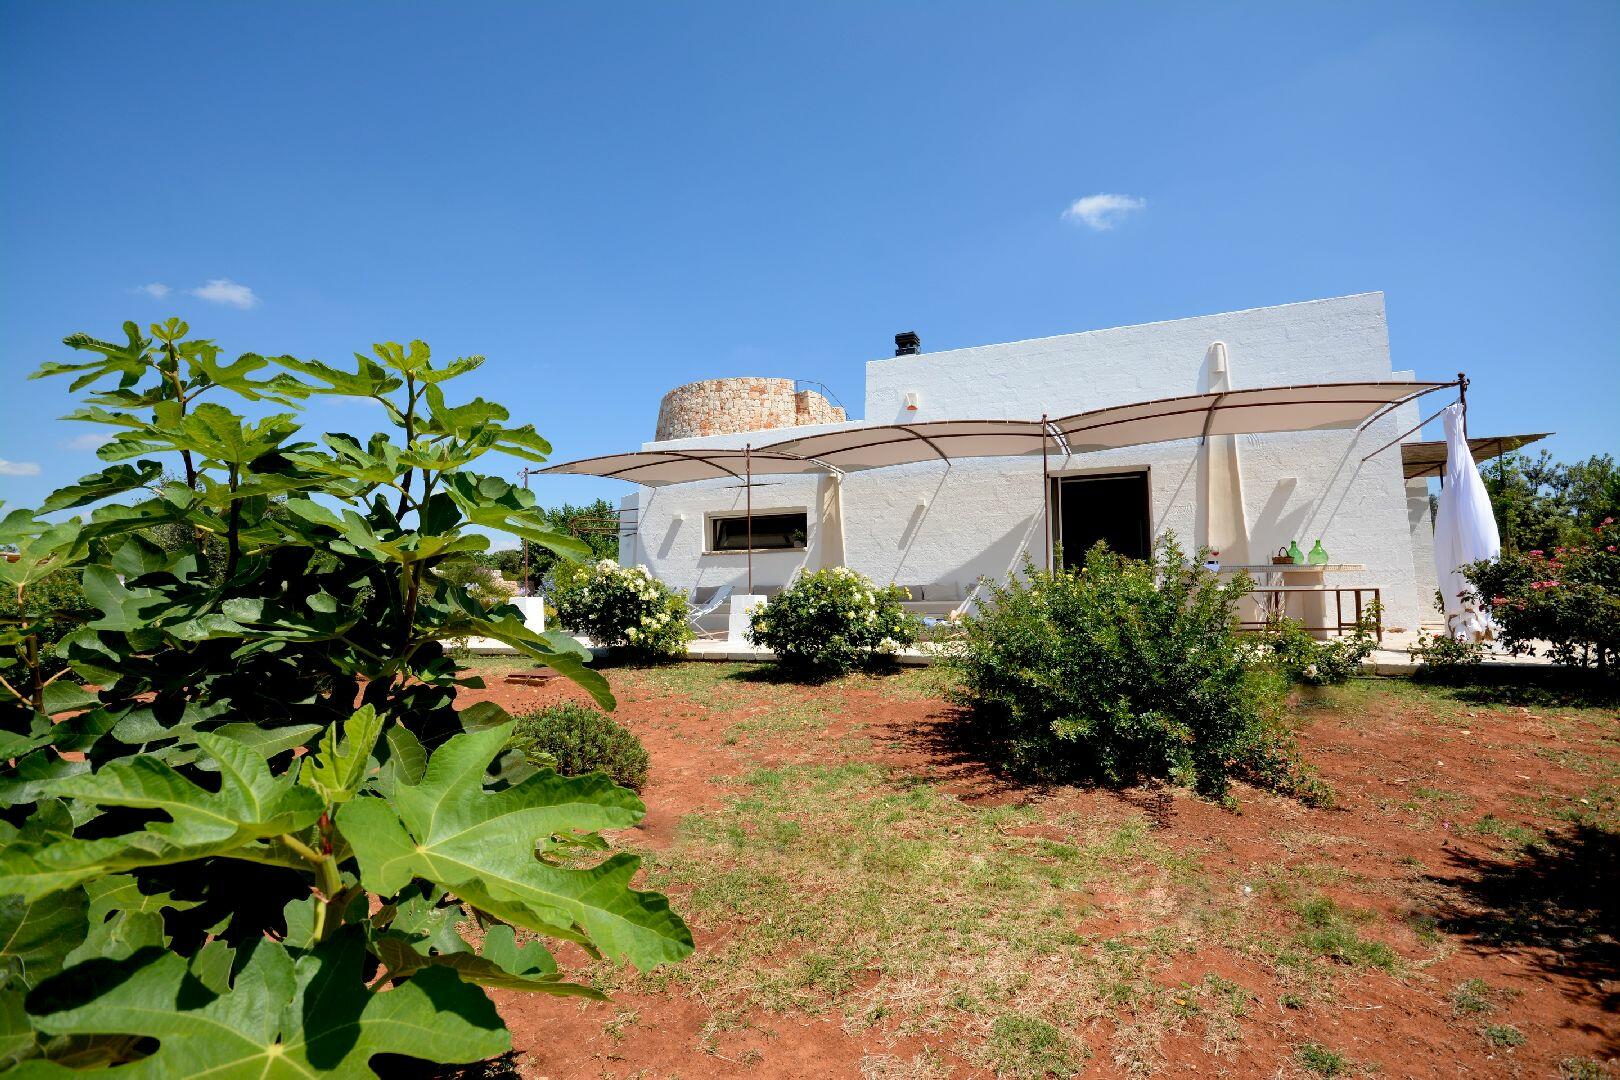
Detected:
[{"left": 601, "top": 759, "right": 1234, "bottom": 1070}]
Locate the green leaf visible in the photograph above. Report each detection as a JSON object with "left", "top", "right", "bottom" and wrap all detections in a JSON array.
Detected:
[
  {"left": 373, "top": 923, "right": 602, "bottom": 997},
  {"left": 38, "top": 461, "right": 163, "bottom": 513},
  {"left": 0, "top": 887, "right": 89, "bottom": 991},
  {"left": 338, "top": 724, "right": 691, "bottom": 970},
  {"left": 25, "top": 932, "right": 507, "bottom": 1077},
  {"left": 299, "top": 706, "right": 384, "bottom": 805},
  {"left": 0, "top": 734, "right": 324, "bottom": 901}
]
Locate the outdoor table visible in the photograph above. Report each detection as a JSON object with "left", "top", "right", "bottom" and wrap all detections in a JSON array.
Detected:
[{"left": 1211, "top": 564, "right": 1378, "bottom": 640}]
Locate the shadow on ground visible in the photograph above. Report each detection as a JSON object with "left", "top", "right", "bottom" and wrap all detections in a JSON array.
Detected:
[
  {"left": 1413, "top": 665, "right": 1620, "bottom": 710},
  {"left": 1427, "top": 824, "right": 1620, "bottom": 1057}
]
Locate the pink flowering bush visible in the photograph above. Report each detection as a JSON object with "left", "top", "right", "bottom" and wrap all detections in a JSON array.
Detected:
[{"left": 1465, "top": 518, "right": 1620, "bottom": 672}]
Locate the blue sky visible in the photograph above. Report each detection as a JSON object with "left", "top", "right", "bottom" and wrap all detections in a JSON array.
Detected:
[{"left": 2, "top": 2, "right": 1616, "bottom": 520}]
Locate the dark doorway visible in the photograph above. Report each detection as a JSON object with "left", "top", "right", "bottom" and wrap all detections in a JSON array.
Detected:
[{"left": 1053, "top": 471, "right": 1151, "bottom": 568}]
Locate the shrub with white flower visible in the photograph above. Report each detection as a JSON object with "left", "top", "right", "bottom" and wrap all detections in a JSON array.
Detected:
[
  {"left": 747, "top": 566, "right": 919, "bottom": 675},
  {"left": 550, "top": 559, "right": 692, "bottom": 659}
]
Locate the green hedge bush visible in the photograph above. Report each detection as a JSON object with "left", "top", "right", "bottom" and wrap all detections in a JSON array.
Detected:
[
  {"left": 509, "top": 701, "right": 651, "bottom": 791},
  {"left": 944, "top": 537, "right": 1298, "bottom": 800},
  {"left": 551, "top": 559, "right": 692, "bottom": 659},
  {"left": 747, "top": 567, "right": 919, "bottom": 675}
]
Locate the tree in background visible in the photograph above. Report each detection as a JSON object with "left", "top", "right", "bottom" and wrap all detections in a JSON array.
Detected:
[
  {"left": 1481, "top": 450, "right": 1619, "bottom": 554},
  {"left": 491, "top": 497, "right": 620, "bottom": 592}
]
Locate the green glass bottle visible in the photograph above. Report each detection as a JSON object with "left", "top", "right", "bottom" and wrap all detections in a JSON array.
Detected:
[
  {"left": 1287, "top": 539, "right": 1305, "bottom": 565},
  {"left": 1308, "top": 540, "right": 1329, "bottom": 565}
]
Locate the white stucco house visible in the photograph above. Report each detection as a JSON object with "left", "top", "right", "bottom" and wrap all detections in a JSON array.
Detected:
[{"left": 561, "top": 294, "right": 1522, "bottom": 641}]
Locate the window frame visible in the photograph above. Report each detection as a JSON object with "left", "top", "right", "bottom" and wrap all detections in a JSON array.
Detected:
[{"left": 705, "top": 508, "right": 811, "bottom": 554}]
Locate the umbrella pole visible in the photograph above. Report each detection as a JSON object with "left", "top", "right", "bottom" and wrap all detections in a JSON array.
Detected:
[{"left": 745, "top": 443, "right": 753, "bottom": 595}]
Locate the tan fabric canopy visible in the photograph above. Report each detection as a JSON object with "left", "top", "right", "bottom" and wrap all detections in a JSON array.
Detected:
[
  {"left": 539, "top": 448, "right": 826, "bottom": 487},
  {"left": 1400, "top": 432, "right": 1549, "bottom": 479},
  {"left": 759, "top": 419, "right": 1051, "bottom": 471},
  {"left": 1054, "top": 381, "right": 1452, "bottom": 454},
  {"left": 541, "top": 380, "right": 1455, "bottom": 483}
]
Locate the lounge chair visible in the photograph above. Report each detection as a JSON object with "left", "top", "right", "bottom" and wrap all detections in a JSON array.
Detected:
[{"left": 687, "top": 584, "right": 734, "bottom": 640}]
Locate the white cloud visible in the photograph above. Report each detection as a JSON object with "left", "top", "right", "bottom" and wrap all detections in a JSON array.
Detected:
[
  {"left": 190, "top": 278, "right": 260, "bottom": 309},
  {"left": 0, "top": 460, "right": 42, "bottom": 477},
  {"left": 134, "top": 282, "right": 172, "bottom": 298},
  {"left": 1061, "top": 193, "right": 1147, "bottom": 231},
  {"left": 65, "top": 432, "right": 114, "bottom": 450}
]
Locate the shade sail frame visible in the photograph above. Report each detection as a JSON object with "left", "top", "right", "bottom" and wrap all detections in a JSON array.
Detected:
[
  {"left": 1052, "top": 380, "right": 1455, "bottom": 455},
  {"left": 539, "top": 448, "right": 831, "bottom": 487},
  {"left": 540, "top": 380, "right": 1458, "bottom": 484},
  {"left": 757, "top": 418, "right": 1055, "bottom": 472}
]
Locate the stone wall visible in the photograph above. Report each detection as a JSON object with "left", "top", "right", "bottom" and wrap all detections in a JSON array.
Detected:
[{"left": 654, "top": 377, "right": 845, "bottom": 440}]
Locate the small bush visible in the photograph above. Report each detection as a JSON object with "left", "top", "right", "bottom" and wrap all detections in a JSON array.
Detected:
[
  {"left": 551, "top": 559, "right": 692, "bottom": 659},
  {"left": 944, "top": 537, "right": 1296, "bottom": 799},
  {"left": 1465, "top": 523, "right": 1620, "bottom": 672},
  {"left": 1259, "top": 609, "right": 1379, "bottom": 685},
  {"left": 1297, "top": 1043, "right": 1349, "bottom": 1076},
  {"left": 1483, "top": 1023, "right": 1526, "bottom": 1049},
  {"left": 747, "top": 567, "right": 919, "bottom": 675},
  {"left": 508, "top": 701, "right": 650, "bottom": 791},
  {"left": 1408, "top": 629, "right": 1488, "bottom": 678},
  {"left": 1451, "top": 978, "right": 1494, "bottom": 1016}
]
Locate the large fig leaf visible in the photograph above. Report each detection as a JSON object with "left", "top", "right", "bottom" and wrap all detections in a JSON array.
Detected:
[
  {"left": 298, "top": 705, "right": 384, "bottom": 805},
  {"left": 21, "top": 932, "right": 506, "bottom": 1077},
  {"left": 373, "top": 923, "right": 602, "bottom": 997},
  {"left": 337, "top": 724, "right": 691, "bottom": 970},
  {"left": 0, "top": 888, "right": 88, "bottom": 991},
  {"left": 0, "top": 734, "right": 324, "bottom": 900}
]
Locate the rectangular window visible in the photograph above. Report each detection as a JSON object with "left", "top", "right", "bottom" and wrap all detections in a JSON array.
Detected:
[{"left": 710, "top": 512, "right": 808, "bottom": 552}]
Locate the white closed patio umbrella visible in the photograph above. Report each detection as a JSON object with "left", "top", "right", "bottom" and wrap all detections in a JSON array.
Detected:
[{"left": 1432, "top": 400, "right": 1501, "bottom": 640}]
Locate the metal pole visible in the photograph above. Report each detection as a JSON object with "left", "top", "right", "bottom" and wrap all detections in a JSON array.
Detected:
[
  {"left": 745, "top": 443, "right": 753, "bottom": 595},
  {"left": 519, "top": 467, "right": 530, "bottom": 594},
  {"left": 1041, "top": 413, "right": 1050, "bottom": 572},
  {"left": 1457, "top": 371, "right": 1469, "bottom": 439}
]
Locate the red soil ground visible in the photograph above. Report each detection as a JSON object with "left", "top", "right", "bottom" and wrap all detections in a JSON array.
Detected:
[{"left": 456, "top": 666, "right": 1618, "bottom": 1079}]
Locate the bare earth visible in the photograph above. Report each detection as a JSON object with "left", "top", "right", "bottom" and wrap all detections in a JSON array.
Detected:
[{"left": 454, "top": 660, "right": 1618, "bottom": 1080}]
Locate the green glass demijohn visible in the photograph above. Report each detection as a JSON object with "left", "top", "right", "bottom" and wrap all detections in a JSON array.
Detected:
[
  {"left": 1287, "top": 539, "right": 1305, "bottom": 564},
  {"left": 1308, "top": 539, "right": 1329, "bottom": 565}
]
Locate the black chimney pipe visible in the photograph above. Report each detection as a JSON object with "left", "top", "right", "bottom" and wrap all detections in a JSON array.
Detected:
[{"left": 894, "top": 331, "right": 920, "bottom": 356}]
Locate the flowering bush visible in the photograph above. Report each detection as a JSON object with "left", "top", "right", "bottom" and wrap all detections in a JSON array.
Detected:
[
  {"left": 1465, "top": 518, "right": 1620, "bottom": 672},
  {"left": 944, "top": 538, "right": 1305, "bottom": 801},
  {"left": 747, "top": 567, "right": 919, "bottom": 675},
  {"left": 1258, "top": 607, "right": 1380, "bottom": 686},
  {"left": 551, "top": 559, "right": 692, "bottom": 659}
]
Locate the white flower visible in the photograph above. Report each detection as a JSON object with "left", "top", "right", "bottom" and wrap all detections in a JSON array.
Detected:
[{"left": 627, "top": 627, "right": 639, "bottom": 640}]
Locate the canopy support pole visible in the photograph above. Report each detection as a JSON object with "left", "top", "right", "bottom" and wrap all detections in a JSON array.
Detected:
[
  {"left": 1360, "top": 397, "right": 1461, "bottom": 465},
  {"left": 1041, "top": 413, "right": 1051, "bottom": 572},
  {"left": 745, "top": 443, "right": 753, "bottom": 595},
  {"left": 1457, "top": 371, "right": 1469, "bottom": 438}
]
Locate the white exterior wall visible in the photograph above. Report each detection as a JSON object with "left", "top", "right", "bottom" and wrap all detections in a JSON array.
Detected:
[
  {"left": 619, "top": 293, "right": 1430, "bottom": 635},
  {"left": 1406, "top": 478, "right": 1440, "bottom": 625}
]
